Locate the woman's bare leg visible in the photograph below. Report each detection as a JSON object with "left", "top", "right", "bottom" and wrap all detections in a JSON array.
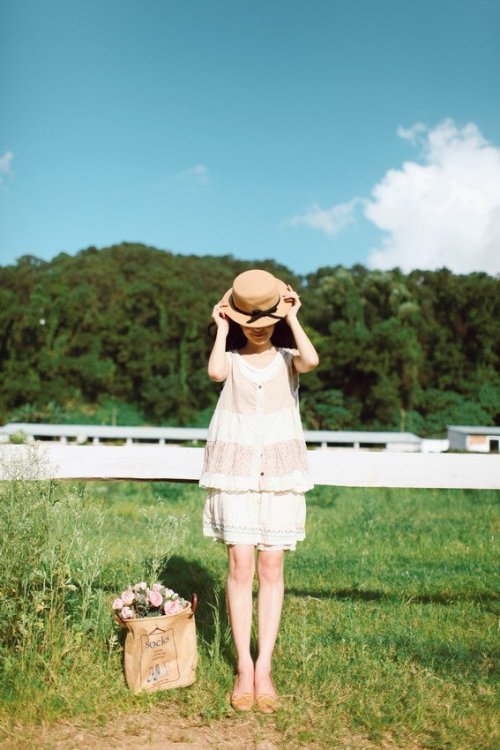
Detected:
[
  {"left": 226, "top": 544, "right": 255, "bottom": 694},
  {"left": 255, "top": 549, "right": 285, "bottom": 696}
]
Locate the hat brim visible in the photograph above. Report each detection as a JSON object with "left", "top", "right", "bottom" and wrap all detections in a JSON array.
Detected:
[{"left": 221, "top": 278, "right": 292, "bottom": 328}]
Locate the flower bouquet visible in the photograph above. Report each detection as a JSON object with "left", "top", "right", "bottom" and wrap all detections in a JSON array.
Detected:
[
  {"left": 112, "top": 581, "right": 198, "bottom": 694},
  {"left": 112, "top": 581, "right": 189, "bottom": 621}
]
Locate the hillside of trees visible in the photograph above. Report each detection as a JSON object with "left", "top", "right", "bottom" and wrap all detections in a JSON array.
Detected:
[{"left": 0, "top": 243, "right": 498, "bottom": 436}]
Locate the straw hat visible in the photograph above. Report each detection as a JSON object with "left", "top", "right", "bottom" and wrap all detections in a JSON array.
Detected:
[{"left": 221, "top": 269, "right": 292, "bottom": 328}]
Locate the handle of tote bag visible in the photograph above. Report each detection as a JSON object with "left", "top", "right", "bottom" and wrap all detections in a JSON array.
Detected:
[
  {"left": 191, "top": 592, "right": 198, "bottom": 615},
  {"left": 113, "top": 612, "right": 127, "bottom": 629}
]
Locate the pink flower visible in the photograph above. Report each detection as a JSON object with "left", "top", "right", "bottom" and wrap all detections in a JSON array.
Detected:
[
  {"left": 133, "top": 581, "right": 147, "bottom": 592},
  {"left": 112, "top": 597, "right": 123, "bottom": 610},
  {"left": 151, "top": 583, "right": 162, "bottom": 592},
  {"left": 121, "top": 590, "right": 135, "bottom": 605},
  {"left": 164, "top": 599, "right": 183, "bottom": 616},
  {"left": 149, "top": 590, "right": 163, "bottom": 607},
  {"left": 121, "top": 606, "right": 134, "bottom": 620}
]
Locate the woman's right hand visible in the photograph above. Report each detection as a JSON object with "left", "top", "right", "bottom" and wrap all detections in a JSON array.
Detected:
[
  {"left": 212, "top": 301, "right": 230, "bottom": 333},
  {"left": 208, "top": 301, "right": 230, "bottom": 380}
]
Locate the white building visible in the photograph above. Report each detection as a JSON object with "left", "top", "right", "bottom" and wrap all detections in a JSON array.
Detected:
[{"left": 448, "top": 425, "right": 500, "bottom": 453}]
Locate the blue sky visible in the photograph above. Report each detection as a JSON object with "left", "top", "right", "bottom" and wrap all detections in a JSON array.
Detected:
[{"left": 1, "top": 0, "right": 499, "bottom": 275}]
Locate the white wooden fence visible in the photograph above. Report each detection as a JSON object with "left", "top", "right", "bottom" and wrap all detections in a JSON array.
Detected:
[
  {"left": 0, "top": 422, "right": 430, "bottom": 450},
  {"left": 1, "top": 443, "right": 498, "bottom": 489}
]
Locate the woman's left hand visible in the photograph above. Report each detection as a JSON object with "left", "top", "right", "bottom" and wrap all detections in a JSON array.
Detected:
[{"left": 283, "top": 285, "right": 301, "bottom": 322}]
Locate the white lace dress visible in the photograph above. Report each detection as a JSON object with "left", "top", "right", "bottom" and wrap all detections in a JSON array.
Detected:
[{"left": 199, "top": 348, "right": 313, "bottom": 551}]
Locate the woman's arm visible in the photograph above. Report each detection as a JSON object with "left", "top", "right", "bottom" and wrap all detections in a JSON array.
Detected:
[
  {"left": 284, "top": 287, "right": 319, "bottom": 373},
  {"left": 208, "top": 301, "right": 230, "bottom": 381}
]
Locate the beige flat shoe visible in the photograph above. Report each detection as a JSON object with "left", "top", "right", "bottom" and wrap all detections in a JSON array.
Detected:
[
  {"left": 255, "top": 693, "right": 279, "bottom": 713},
  {"left": 230, "top": 692, "right": 254, "bottom": 711}
]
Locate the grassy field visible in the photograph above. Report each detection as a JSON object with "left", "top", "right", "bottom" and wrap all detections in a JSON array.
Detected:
[{"left": 0, "top": 478, "right": 498, "bottom": 749}]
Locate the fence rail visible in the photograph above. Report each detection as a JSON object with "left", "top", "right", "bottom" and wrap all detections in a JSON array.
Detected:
[
  {"left": 1, "top": 444, "right": 498, "bottom": 489},
  {"left": 0, "top": 422, "right": 445, "bottom": 452}
]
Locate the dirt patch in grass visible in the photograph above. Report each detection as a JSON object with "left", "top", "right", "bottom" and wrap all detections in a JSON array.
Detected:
[
  {"left": 3, "top": 710, "right": 283, "bottom": 750},
  {"left": 1, "top": 710, "right": 429, "bottom": 750}
]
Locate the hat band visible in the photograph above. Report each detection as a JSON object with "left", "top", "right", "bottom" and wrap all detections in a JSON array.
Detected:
[{"left": 229, "top": 295, "right": 283, "bottom": 325}]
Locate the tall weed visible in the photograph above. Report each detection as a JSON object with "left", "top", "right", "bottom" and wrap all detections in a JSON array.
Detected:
[
  {"left": 140, "top": 502, "right": 190, "bottom": 582},
  {"left": 0, "top": 483, "right": 107, "bottom": 655},
  {"left": 0, "top": 446, "right": 109, "bottom": 702}
]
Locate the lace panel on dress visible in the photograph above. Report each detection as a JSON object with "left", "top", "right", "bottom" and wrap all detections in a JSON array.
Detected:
[
  {"left": 261, "top": 440, "right": 308, "bottom": 476},
  {"left": 203, "top": 441, "right": 254, "bottom": 476}
]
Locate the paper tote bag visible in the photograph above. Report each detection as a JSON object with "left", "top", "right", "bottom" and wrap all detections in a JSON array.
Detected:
[{"left": 123, "top": 598, "right": 198, "bottom": 694}]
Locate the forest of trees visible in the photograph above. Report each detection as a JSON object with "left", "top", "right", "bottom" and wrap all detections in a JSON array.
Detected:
[{"left": 0, "top": 243, "right": 499, "bottom": 436}]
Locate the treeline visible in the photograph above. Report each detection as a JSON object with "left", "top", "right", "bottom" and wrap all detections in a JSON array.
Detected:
[{"left": 0, "top": 243, "right": 498, "bottom": 436}]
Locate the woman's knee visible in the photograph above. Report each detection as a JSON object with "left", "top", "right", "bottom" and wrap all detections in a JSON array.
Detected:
[
  {"left": 228, "top": 545, "right": 255, "bottom": 585},
  {"left": 257, "top": 550, "right": 284, "bottom": 585}
]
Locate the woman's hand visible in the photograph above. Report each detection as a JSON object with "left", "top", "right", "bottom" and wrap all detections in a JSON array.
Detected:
[
  {"left": 212, "top": 300, "right": 230, "bottom": 333},
  {"left": 209, "top": 300, "right": 230, "bottom": 381},
  {"left": 283, "top": 285, "right": 301, "bottom": 323},
  {"left": 282, "top": 285, "right": 319, "bottom": 372}
]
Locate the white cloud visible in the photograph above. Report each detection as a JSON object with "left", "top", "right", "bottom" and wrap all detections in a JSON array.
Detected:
[
  {"left": 176, "top": 163, "right": 210, "bottom": 186},
  {"left": 0, "top": 151, "right": 14, "bottom": 173},
  {"left": 366, "top": 120, "right": 500, "bottom": 274},
  {"left": 287, "top": 120, "right": 500, "bottom": 275},
  {"left": 0, "top": 151, "right": 14, "bottom": 184},
  {"left": 396, "top": 122, "right": 427, "bottom": 145},
  {"left": 287, "top": 197, "right": 359, "bottom": 236}
]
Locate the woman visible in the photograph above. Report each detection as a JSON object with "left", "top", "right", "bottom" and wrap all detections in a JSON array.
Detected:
[{"left": 199, "top": 269, "right": 319, "bottom": 712}]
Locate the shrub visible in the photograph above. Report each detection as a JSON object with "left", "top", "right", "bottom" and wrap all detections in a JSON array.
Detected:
[
  {"left": 8, "top": 430, "right": 27, "bottom": 445},
  {"left": 0, "top": 474, "right": 109, "bottom": 655}
]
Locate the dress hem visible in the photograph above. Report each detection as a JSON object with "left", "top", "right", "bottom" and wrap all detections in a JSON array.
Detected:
[
  {"left": 203, "top": 527, "right": 305, "bottom": 552},
  {"left": 199, "top": 472, "right": 314, "bottom": 493}
]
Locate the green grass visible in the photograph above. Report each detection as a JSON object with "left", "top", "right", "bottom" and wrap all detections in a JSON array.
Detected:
[{"left": 0, "top": 481, "right": 498, "bottom": 749}]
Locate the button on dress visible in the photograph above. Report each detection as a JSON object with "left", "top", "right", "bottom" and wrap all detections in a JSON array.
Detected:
[{"left": 200, "top": 348, "right": 313, "bottom": 551}]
